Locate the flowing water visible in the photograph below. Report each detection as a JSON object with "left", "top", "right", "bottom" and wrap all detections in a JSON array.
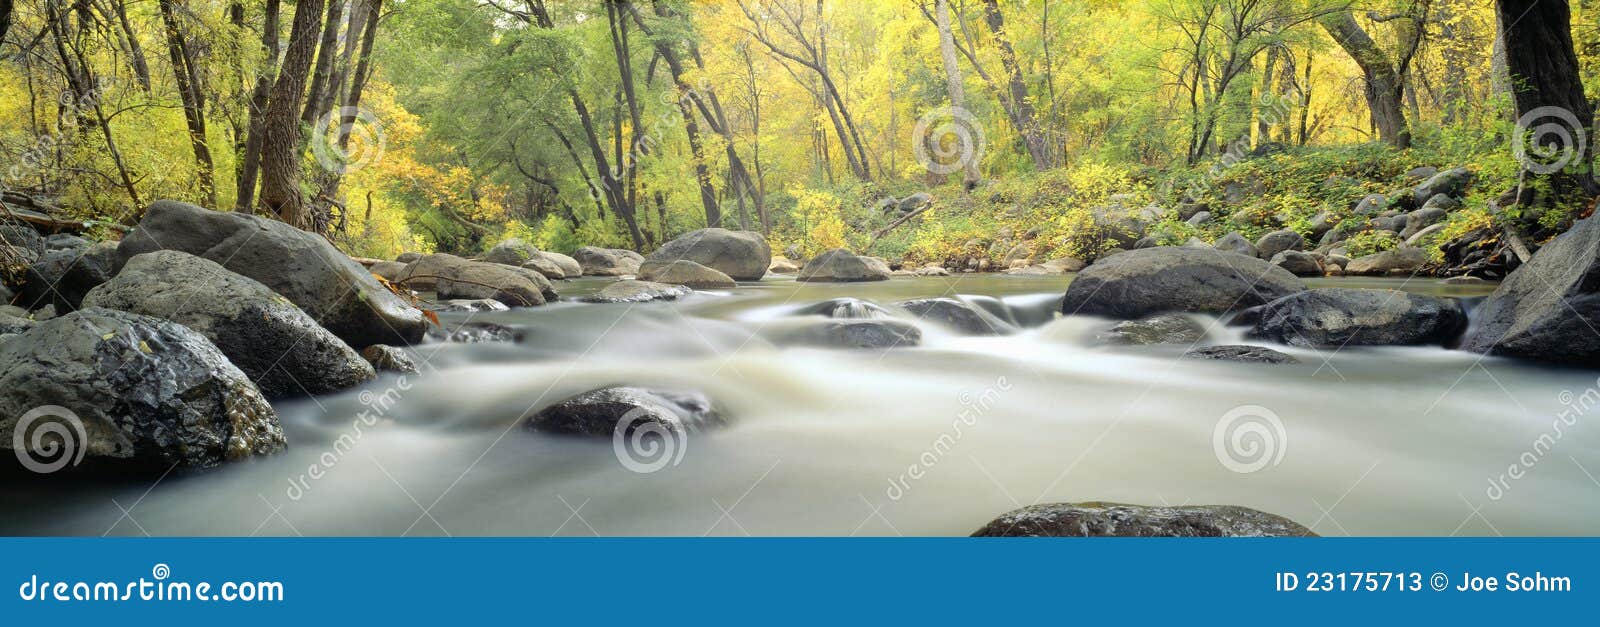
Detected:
[{"left": 6, "top": 274, "right": 1600, "bottom": 536}]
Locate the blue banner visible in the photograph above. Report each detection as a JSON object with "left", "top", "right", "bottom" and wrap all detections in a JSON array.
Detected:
[{"left": 1, "top": 538, "right": 1591, "bottom": 623}]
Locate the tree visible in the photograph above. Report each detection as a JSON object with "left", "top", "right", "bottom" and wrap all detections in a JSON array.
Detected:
[
  {"left": 236, "top": 0, "right": 281, "bottom": 213},
  {"left": 1319, "top": 4, "right": 1429, "bottom": 149},
  {"left": 1496, "top": 0, "right": 1599, "bottom": 202},
  {"left": 258, "top": 0, "right": 328, "bottom": 228},
  {"left": 933, "top": 0, "right": 979, "bottom": 189},
  {"left": 158, "top": 0, "right": 216, "bottom": 207},
  {"left": 1, "top": 0, "right": 13, "bottom": 45}
]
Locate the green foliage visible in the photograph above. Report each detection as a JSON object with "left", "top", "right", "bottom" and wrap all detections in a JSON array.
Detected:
[{"left": 1345, "top": 230, "right": 1402, "bottom": 258}]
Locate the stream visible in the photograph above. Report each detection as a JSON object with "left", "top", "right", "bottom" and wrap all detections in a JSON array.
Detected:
[{"left": 5, "top": 274, "right": 1599, "bottom": 536}]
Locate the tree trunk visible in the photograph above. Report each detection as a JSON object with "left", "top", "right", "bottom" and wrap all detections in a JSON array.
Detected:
[
  {"left": 981, "top": 0, "right": 1052, "bottom": 169},
  {"left": 934, "top": 0, "right": 979, "bottom": 188},
  {"left": 1497, "top": 0, "right": 1600, "bottom": 200},
  {"left": 236, "top": 0, "right": 280, "bottom": 213},
  {"left": 1320, "top": 10, "right": 1411, "bottom": 148},
  {"left": 159, "top": 0, "right": 216, "bottom": 207},
  {"left": 301, "top": 0, "right": 347, "bottom": 126},
  {"left": 258, "top": 0, "right": 327, "bottom": 227},
  {"left": 107, "top": 0, "right": 152, "bottom": 92},
  {"left": 319, "top": 0, "right": 382, "bottom": 201},
  {"left": 1, "top": 0, "right": 12, "bottom": 45}
]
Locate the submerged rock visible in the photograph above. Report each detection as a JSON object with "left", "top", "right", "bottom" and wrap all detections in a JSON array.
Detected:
[
  {"left": 0, "top": 308, "right": 285, "bottom": 471},
  {"left": 1096, "top": 313, "right": 1206, "bottom": 346},
  {"left": 970, "top": 502, "right": 1314, "bottom": 537},
  {"left": 794, "top": 297, "right": 892, "bottom": 319},
  {"left": 1465, "top": 214, "right": 1600, "bottom": 365},
  {"left": 1061, "top": 246, "right": 1304, "bottom": 319},
  {"left": 84, "top": 250, "right": 374, "bottom": 399},
  {"left": 523, "top": 386, "right": 726, "bottom": 436},
  {"left": 1246, "top": 288, "right": 1467, "bottom": 347},
  {"left": 581, "top": 280, "right": 693, "bottom": 303},
  {"left": 1182, "top": 345, "right": 1299, "bottom": 364},
  {"left": 424, "top": 298, "right": 510, "bottom": 313},
  {"left": 775, "top": 319, "right": 921, "bottom": 349},
  {"left": 645, "top": 228, "right": 770, "bottom": 281},
  {"left": 899, "top": 298, "right": 1014, "bottom": 335},
  {"left": 425, "top": 321, "right": 523, "bottom": 344},
  {"left": 797, "top": 248, "right": 891, "bottom": 282}
]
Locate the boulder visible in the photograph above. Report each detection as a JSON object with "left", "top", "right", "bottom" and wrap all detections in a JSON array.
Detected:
[
  {"left": 1344, "top": 246, "right": 1427, "bottom": 276},
  {"left": 1060, "top": 247, "right": 1305, "bottom": 319},
  {"left": 1307, "top": 211, "right": 1336, "bottom": 238},
  {"left": 396, "top": 253, "right": 470, "bottom": 290},
  {"left": 540, "top": 251, "right": 583, "bottom": 278},
  {"left": 580, "top": 280, "right": 693, "bottom": 303},
  {"left": 1413, "top": 167, "right": 1471, "bottom": 205},
  {"left": 1404, "top": 166, "right": 1439, "bottom": 182},
  {"left": 775, "top": 319, "right": 921, "bottom": 349},
  {"left": 360, "top": 345, "right": 419, "bottom": 374},
  {"left": 797, "top": 248, "right": 891, "bottom": 282},
  {"left": 573, "top": 246, "right": 641, "bottom": 276},
  {"left": 1400, "top": 207, "right": 1447, "bottom": 239},
  {"left": 370, "top": 260, "right": 408, "bottom": 281},
  {"left": 0, "top": 308, "right": 284, "bottom": 471},
  {"left": 1420, "top": 193, "right": 1462, "bottom": 212},
  {"left": 768, "top": 256, "right": 801, "bottom": 274},
  {"left": 1353, "top": 193, "right": 1388, "bottom": 215},
  {"left": 0, "top": 310, "right": 35, "bottom": 335},
  {"left": 638, "top": 259, "right": 737, "bottom": 289},
  {"left": 519, "top": 255, "right": 567, "bottom": 280},
  {"left": 1269, "top": 250, "right": 1323, "bottom": 277},
  {"left": 1182, "top": 345, "right": 1298, "bottom": 364},
  {"left": 435, "top": 261, "right": 553, "bottom": 307},
  {"left": 1213, "top": 231, "right": 1257, "bottom": 257},
  {"left": 970, "top": 502, "right": 1314, "bottom": 537},
  {"left": 83, "top": 251, "right": 375, "bottom": 399},
  {"left": 1405, "top": 223, "right": 1445, "bottom": 247},
  {"left": 916, "top": 265, "right": 950, "bottom": 276},
  {"left": 645, "top": 228, "right": 770, "bottom": 281},
  {"left": 118, "top": 200, "right": 429, "bottom": 348},
  {"left": 794, "top": 298, "right": 892, "bottom": 319},
  {"left": 1255, "top": 229, "right": 1304, "bottom": 260},
  {"left": 1464, "top": 215, "right": 1600, "bottom": 364},
  {"left": 1185, "top": 210, "right": 1213, "bottom": 226},
  {"left": 899, "top": 298, "right": 1014, "bottom": 335},
  {"left": 44, "top": 234, "right": 90, "bottom": 251},
  {"left": 395, "top": 252, "right": 423, "bottom": 264},
  {"left": 1246, "top": 288, "right": 1467, "bottom": 347},
  {"left": 1095, "top": 313, "right": 1206, "bottom": 346},
  {"left": 482, "top": 238, "right": 541, "bottom": 267},
  {"left": 16, "top": 241, "right": 118, "bottom": 312},
  {"left": 523, "top": 386, "right": 726, "bottom": 436}
]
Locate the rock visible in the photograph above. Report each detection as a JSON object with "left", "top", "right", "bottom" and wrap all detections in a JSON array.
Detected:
[
  {"left": 1255, "top": 229, "right": 1304, "bottom": 260},
  {"left": 0, "top": 222, "right": 46, "bottom": 255},
  {"left": 775, "top": 319, "right": 921, "bottom": 349},
  {"left": 1405, "top": 223, "right": 1445, "bottom": 247},
  {"left": 118, "top": 200, "right": 428, "bottom": 348},
  {"left": 1132, "top": 235, "right": 1160, "bottom": 250},
  {"left": 360, "top": 345, "right": 419, "bottom": 374},
  {"left": 1324, "top": 254, "right": 1351, "bottom": 270},
  {"left": 482, "top": 238, "right": 541, "bottom": 267},
  {"left": 1060, "top": 247, "right": 1305, "bottom": 319},
  {"left": 0, "top": 308, "right": 284, "bottom": 470},
  {"left": 797, "top": 248, "right": 891, "bottom": 282},
  {"left": 581, "top": 280, "right": 693, "bottom": 303},
  {"left": 898, "top": 192, "right": 933, "bottom": 213},
  {"left": 1371, "top": 215, "right": 1404, "bottom": 233},
  {"left": 395, "top": 252, "right": 423, "bottom": 264},
  {"left": 83, "top": 251, "right": 375, "bottom": 399},
  {"left": 1344, "top": 246, "right": 1427, "bottom": 276},
  {"left": 435, "top": 261, "right": 553, "bottom": 307},
  {"left": 572, "top": 246, "right": 641, "bottom": 276},
  {"left": 518, "top": 256, "right": 566, "bottom": 280},
  {"left": 783, "top": 244, "right": 804, "bottom": 260},
  {"left": 1185, "top": 210, "right": 1213, "bottom": 226},
  {"left": 1353, "top": 193, "right": 1388, "bottom": 215},
  {"left": 1095, "top": 313, "right": 1206, "bottom": 345},
  {"left": 16, "top": 241, "right": 118, "bottom": 312},
  {"left": 1246, "top": 288, "right": 1467, "bottom": 347},
  {"left": 970, "top": 502, "right": 1314, "bottom": 537},
  {"left": 646, "top": 228, "right": 770, "bottom": 281},
  {"left": 768, "top": 256, "right": 801, "bottom": 274},
  {"left": 1042, "top": 257, "right": 1087, "bottom": 273},
  {"left": 1213, "top": 231, "right": 1257, "bottom": 257},
  {"left": 396, "top": 253, "right": 470, "bottom": 290},
  {"left": 638, "top": 259, "right": 737, "bottom": 289},
  {"left": 1420, "top": 193, "right": 1462, "bottom": 212},
  {"left": 794, "top": 298, "right": 892, "bottom": 319},
  {"left": 1183, "top": 237, "right": 1210, "bottom": 249},
  {"left": 1400, "top": 207, "right": 1447, "bottom": 239},
  {"left": 423, "top": 298, "right": 509, "bottom": 313},
  {"left": 523, "top": 386, "right": 726, "bottom": 436},
  {"left": 1464, "top": 215, "right": 1600, "bottom": 364},
  {"left": 1176, "top": 202, "right": 1208, "bottom": 220},
  {"left": 916, "top": 265, "right": 950, "bottom": 276},
  {"left": 1413, "top": 167, "right": 1471, "bottom": 205},
  {"left": 426, "top": 321, "right": 522, "bottom": 344},
  {"left": 899, "top": 298, "right": 1014, "bottom": 335},
  {"left": 1270, "top": 250, "right": 1323, "bottom": 277},
  {"left": 540, "top": 251, "right": 583, "bottom": 277},
  {"left": 1182, "top": 345, "right": 1299, "bottom": 364},
  {"left": 44, "top": 234, "right": 90, "bottom": 251},
  {"left": 1307, "top": 211, "right": 1336, "bottom": 238},
  {"left": 1404, "top": 166, "right": 1439, "bottom": 182},
  {"left": 370, "top": 260, "right": 408, "bottom": 281},
  {"left": 0, "top": 310, "right": 35, "bottom": 335}
]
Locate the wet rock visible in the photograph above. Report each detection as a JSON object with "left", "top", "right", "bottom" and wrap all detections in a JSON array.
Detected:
[
  {"left": 523, "top": 386, "right": 726, "bottom": 436},
  {"left": 1255, "top": 229, "right": 1304, "bottom": 260},
  {"left": 118, "top": 200, "right": 429, "bottom": 348},
  {"left": 573, "top": 246, "right": 642, "bottom": 276},
  {"left": 645, "top": 228, "right": 770, "bottom": 281},
  {"left": 482, "top": 238, "right": 541, "bottom": 266},
  {"left": 396, "top": 253, "right": 470, "bottom": 291},
  {"left": 1246, "top": 288, "right": 1467, "bottom": 347},
  {"left": 423, "top": 298, "right": 510, "bottom": 313},
  {"left": 775, "top": 319, "right": 921, "bottom": 349},
  {"left": 1182, "top": 345, "right": 1299, "bottom": 364},
  {"left": 16, "top": 241, "right": 119, "bottom": 312},
  {"left": 581, "top": 280, "right": 692, "bottom": 303},
  {"left": 1061, "top": 247, "right": 1304, "bottom": 319},
  {"left": 0, "top": 308, "right": 284, "bottom": 471},
  {"left": 899, "top": 298, "right": 1014, "bottom": 335},
  {"left": 426, "top": 321, "right": 523, "bottom": 344},
  {"left": 638, "top": 259, "right": 737, "bottom": 289},
  {"left": 1413, "top": 167, "right": 1471, "bottom": 205},
  {"left": 1464, "top": 214, "right": 1600, "bottom": 365},
  {"left": 797, "top": 248, "right": 891, "bottom": 282},
  {"left": 539, "top": 251, "right": 583, "bottom": 278},
  {"left": 794, "top": 298, "right": 892, "bottom": 319},
  {"left": 84, "top": 250, "right": 374, "bottom": 399},
  {"left": 970, "top": 502, "right": 1314, "bottom": 537},
  {"left": 435, "top": 261, "right": 554, "bottom": 307},
  {"left": 1213, "top": 231, "right": 1257, "bottom": 257},
  {"left": 361, "top": 345, "right": 420, "bottom": 374},
  {"left": 1344, "top": 246, "right": 1427, "bottom": 276},
  {"left": 1096, "top": 313, "right": 1206, "bottom": 346},
  {"left": 1270, "top": 250, "right": 1324, "bottom": 277}
]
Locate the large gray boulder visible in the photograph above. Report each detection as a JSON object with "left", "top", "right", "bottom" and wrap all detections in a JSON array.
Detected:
[
  {"left": 540, "top": 251, "right": 583, "bottom": 278},
  {"left": 645, "top": 228, "right": 770, "bottom": 281},
  {"left": 1413, "top": 167, "right": 1471, "bottom": 205},
  {"left": 1400, "top": 207, "right": 1448, "bottom": 239},
  {"left": 84, "top": 251, "right": 374, "bottom": 399},
  {"left": 1213, "top": 231, "right": 1257, "bottom": 257},
  {"left": 519, "top": 255, "right": 567, "bottom": 280},
  {"left": 1270, "top": 250, "right": 1324, "bottom": 277},
  {"left": 481, "top": 238, "right": 540, "bottom": 266},
  {"left": 435, "top": 261, "right": 554, "bottom": 307},
  {"left": 1465, "top": 215, "right": 1600, "bottom": 365},
  {"left": 573, "top": 246, "right": 641, "bottom": 276},
  {"left": 1344, "top": 246, "right": 1427, "bottom": 276},
  {"left": 395, "top": 253, "right": 470, "bottom": 290},
  {"left": 638, "top": 259, "right": 736, "bottom": 289},
  {"left": 797, "top": 248, "right": 891, "bottom": 282},
  {"left": 1060, "top": 247, "right": 1305, "bottom": 319},
  {"left": 1246, "top": 288, "right": 1467, "bottom": 347},
  {"left": 899, "top": 298, "right": 1014, "bottom": 335},
  {"left": 117, "top": 200, "right": 429, "bottom": 348},
  {"left": 1095, "top": 313, "right": 1206, "bottom": 346},
  {"left": 970, "top": 502, "right": 1314, "bottom": 537},
  {"left": 523, "top": 386, "right": 726, "bottom": 436},
  {"left": 16, "top": 241, "right": 119, "bottom": 312},
  {"left": 369, "top": 260, "right": 407, "bottom": 281},
  {"left": 1255, "top": 229, "right": 1304, "bottom": 260},
  {"left": 0, "top": 308, "right": 285, "bottom": 471}
]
